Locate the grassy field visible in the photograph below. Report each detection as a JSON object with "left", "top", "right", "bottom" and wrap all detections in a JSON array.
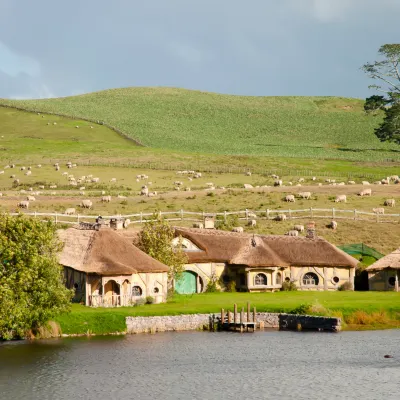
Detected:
[
  {"left": 54, "top": 292, "right": 400, "bottom": 335},
  {"left": 1, "top": 87, "right": 399, "bottom": 162}
]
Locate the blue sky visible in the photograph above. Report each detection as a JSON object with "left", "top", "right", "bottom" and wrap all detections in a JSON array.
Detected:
[{"left": 0, "top": 0, "right": 399, "bottom": 99}]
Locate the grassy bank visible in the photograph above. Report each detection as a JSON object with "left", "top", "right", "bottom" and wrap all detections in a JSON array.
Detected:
[
  {"left": 55, "top": 292, "right": 400, "bottom": 335},
  {"left": 1, "top": 87, "right": 398, "bottom": 162}
]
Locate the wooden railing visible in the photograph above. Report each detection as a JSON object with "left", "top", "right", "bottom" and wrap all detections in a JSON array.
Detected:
[{"left": 10, "top": 207, "right": 400, "bottom": 225}]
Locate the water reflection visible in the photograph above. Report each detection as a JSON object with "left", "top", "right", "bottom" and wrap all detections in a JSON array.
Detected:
[{"left": 1, "top": 330, "right": 399, "bottom": 400}]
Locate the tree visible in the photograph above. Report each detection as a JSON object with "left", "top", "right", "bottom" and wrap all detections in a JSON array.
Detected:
[
  {"left": 362, "top": 44, "right": 400, "bottom": 143},
  {"left": 362, "top": 44, "right": 400, "bottom": 103},
  {"left": 374, "top": 102, "right": 400, "bottom": 145},
  {"left": 137, "top": 216, "right": 187, "bottom": 282},
  {"left": 0, "top": 214, "right": 73, "bottom": 340}
]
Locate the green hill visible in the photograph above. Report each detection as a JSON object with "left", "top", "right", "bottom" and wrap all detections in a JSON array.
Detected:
[{"left": 0, "top": 87, "right": 397, "bottom": 162}]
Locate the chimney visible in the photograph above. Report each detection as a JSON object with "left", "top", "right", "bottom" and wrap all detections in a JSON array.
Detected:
[{"left": 306, "top": 221, "right": 317, "bottom": 239}]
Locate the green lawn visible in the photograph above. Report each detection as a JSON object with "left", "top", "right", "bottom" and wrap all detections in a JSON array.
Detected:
[
  {"left": 1, "top": 87, "right": 398, "bottom": 162},
  {"left": 55, "top": 292, "right": 400, "bottom": 335}
]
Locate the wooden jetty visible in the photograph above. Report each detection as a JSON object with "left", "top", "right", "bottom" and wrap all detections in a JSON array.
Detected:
[{"left": 219, "top": 302, "right": 264, "bottom": 332}]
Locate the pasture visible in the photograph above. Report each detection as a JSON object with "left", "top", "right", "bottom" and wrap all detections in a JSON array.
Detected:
[{"left": 1, "top": 87, "right": 399, "bottom": 162}]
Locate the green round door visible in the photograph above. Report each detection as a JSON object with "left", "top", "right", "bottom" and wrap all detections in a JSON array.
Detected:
[{"left": 175, "top": 271, "right": 197, "bottom": 294}]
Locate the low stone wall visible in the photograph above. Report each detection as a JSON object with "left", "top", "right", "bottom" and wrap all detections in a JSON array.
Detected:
[{"left": 125, "top": 313, "right": 340, "bottom": 334}]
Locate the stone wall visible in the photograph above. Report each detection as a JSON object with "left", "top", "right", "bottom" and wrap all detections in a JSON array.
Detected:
[{"left": 125, "top": 312, "right": 340, "bottom": 334}]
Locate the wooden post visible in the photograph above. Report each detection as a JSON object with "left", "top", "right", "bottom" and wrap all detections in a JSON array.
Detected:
[
  {"left": 310, "top": 207, "right": 313, "bottom": 218},
  {"left": 253, "top": 307, "right": 257, "bottom": 324},
  {"left": 224, "top": 211, "right": 227, "bottom": 223},
  {"left": 221, "top": 308, "right": 224, "bottom": 329},
  {"left": 228, "top": 310, "right": 231, "bottom": 324},
  {"left": 180, "top": 209, "right": 184, "bottom": 221},
  {"left": 289, "top": 209, "right": 292, "bottom": 219},
  {"left": 354, "top": 209, "right": 357, "bottom": 220},
  {"left": 240, "top": 308, "right": 244, "bottom": 333},
  {"left": 77, "top": 214, "right": 80, "bottom": 223},
  {"left": 332, "top": 208, "right": 335, "bottom": 219},
  {"left": 247, "top": 302, "right": 250, "bottom": 322},
  {"left": 245, "top": 209, "right": 249, "bottom": 221},
  {"left": 266, "top": 209, "right": 270, "bottom": 220},
  {"left": 55, "top": 213, "right": 58, "bottom": 224},
  {"left": 140, "top": 212, "right": 143, "bottom": 223},
  {"left": 234, "top": 303, "right": 237, "bottom": 326}
]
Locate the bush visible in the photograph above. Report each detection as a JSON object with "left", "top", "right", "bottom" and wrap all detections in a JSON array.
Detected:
[
  {"left": 215, "top": 215, "right": 240, "bottom": 231},
  {"left": 145, "top": 296, "right": 154, "bottom": 304},
  {"left": 289, "top": 303, "right": 311, "bottom": 315},
  {"left": 226, "top": 280, "right": 236, "bottom": 293},
  {"left": 205, "top": 274, "right": 220, "bottom": 293},
  {"left": 338, "top": 281, "right": 353, "bottom": 291},
  {"left": 134, "top": 298, "right": 146, "bottom": 306},
  {"left": 281, "top": 281, "right": 298, "bottom": 291}
]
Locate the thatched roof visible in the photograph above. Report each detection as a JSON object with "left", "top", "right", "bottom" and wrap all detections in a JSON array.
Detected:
[
  {"left": 58, "top": 228, "right": 169, "bottom": 275},
  {"left": 174, "top": 228, "right": 358, "bottom": 268},
  {"left": 366, "top": 248, "right": 400, "bottom": 271}
]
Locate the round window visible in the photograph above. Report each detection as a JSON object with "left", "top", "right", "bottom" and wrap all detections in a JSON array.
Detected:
[
  {"left": 333, "top": 276, "right": 340, "bottom": 284},
  {"left": 154, "top": 287, "right": 159, "bottom": 294},
  {"left": 388, "top": 277, "right": 396, "bottom": 287}
]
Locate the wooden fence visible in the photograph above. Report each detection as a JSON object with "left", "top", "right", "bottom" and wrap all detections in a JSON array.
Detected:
[{"left": 10, "top": 207, "right": 400, "bottom": 225}]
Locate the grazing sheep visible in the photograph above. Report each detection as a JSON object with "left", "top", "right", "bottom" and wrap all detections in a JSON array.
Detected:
[
  {"left": 293, "top": 224, "right": 305, "bottom": 232},
  {"left": 81, "top": 200, "right": 93, "bottom": 209},
  {"left": 26, "top": 196, "right": 36, "bottom": 201},
  {"left": 390, "top": 175, "right": 399, "bottom": 181},
  {"left": 0, "top": 171, "right": 4, "bottom": 175},
  {"left": 62, "top": 172, "right": 68, "bottom": 176},
  {"left": 79, "top": 191, "right": 85, "bottom": 196},
  {"left": 271, "top": 174, "right": 279, "bottom": 179},
  {"left": 193, "top": 222, "right": 204, "bottom": 229},
  {"left": 147, "top": 192, "right": 157, "bottom": 197},
  {"left": 0, "top": 193, "right": 2, "bottom": 197},
  {"left": 27, "top": 166, "right": 32, "bottom": 171},
  {"left": 285, "top": 230, "right": 299, "bottom": 237},
  {"left": 298, "top": 191, "right": 311, "bottom": 199},
  {"left": 373, "top": 181, "right": 382, "bottom": 185},
  {"left": 373, "top": 207, "right": 385, "bottom": 215},
  {"left": 285, "top": 194, "right": 295, "bottom": 202},
  {"left": 101, "top": 191, "right": 106, "bottom": 195},
  {"left": 244, "top": 184, "right": 253, "bottom": 189},
  {"left": 248, "top": 212, "right": 257, "bottom": 219},
  {"left": 25, "top": 171, "right": 31, "bottom": 176},
  {"left": 384, "top": 199, "right": 396, "bottom": 207},
  {"left": 312, "top": 177, "right": 316, "bottom": 181},
  {"left": 174, "top": 181, "right": 183, "bottom": 186},
  {"left": 298, "top": 178, "right": 304, "bottom": 183},
  {"left": 37, "top": 164, "right": 42, "bottom": 168},
  {"left": 91, "top": 177, "right": 100, "bottom": 183},
  {"left": 246, "top": 171, "right": 252, "bottom": 176},
  {"left": 232, "top": 227, "right": 244, "bottom": 233},
  {"left": 335, "top": 195, "right": 347, "bottom": 203},
  {"left": 10, "top": 174, "right": 16, "bottom": 178},
  {"left": 362, "top": 181, "right": 370, "bottom": 185},
  {"left": 141, "top": 187, "right": 149, "bottom": 196},
  {"left": 38, "top": 185, "right": 45, "bottom": 190},
  {"left": 328, "top": 220, "right": 338, "bottom": 230},
  {"left": 49, "top": 185, "right": 57, "bottom": 189},
  {"left": 79, "top": 187, "right": 85, "bottom": 191},
  {"left": 55, "top": 166, "right": 60, "bottom": 171},
  {"left": 51, "top": 192, "right": 56, "bottom": 195},
  {"left": 275, "top": 214, "right": 287, "bottom": 221},
  {"left": 117, "top": 195, "right": 127, "bottom": 199},
  {"left": 18, "top": 201, "right": 29, "bottom": 209},
  {"left": 381, "top": 178, "right": 390, "bottom": 185},
  {"left": 358, "top": 189, "right": 372, "bottom": 197},
  {"left": 101, "top": 195, "right": 111, "bottom": 202},
  {"left": 274, "top": 180, "right": 283, "bottom": 187},
  {"left": 13, "top": 179, "right": 20, "bottom": 185},
  {"left": 122, "top": 219, "right": 131, "bottom": 228},
  {"left": 64, "top": 208, "right": 76, "bottom": 215},
  {"left": 4, "top": 165, "right": 9, "bottom": 169},
  {"left": 20, "top": 167, "right": 25, "bottom": 171},
  {"left": 20, "top": 190, "right": 26, "bottom": 194},
  {"left": 110, "top": 178, "right": 117, "bottom": 183},
  {"left": 248, "top": 219, "right": 256, "bottom": 227},
  {"left": 348, "top": 181, "right": 356, "bottom": 185},
  {"left": 185, "top": 187, "right": 191, "bottom": 191},
  {"left": 10, "top": 164, "right": 15, "bottom": 168}
]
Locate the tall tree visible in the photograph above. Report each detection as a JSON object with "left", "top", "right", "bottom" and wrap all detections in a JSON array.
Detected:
[
  {"left": 137, "top": 216, "right": 187, "bottom": 282},
  {"left": 362, "top": 44, "right": 400, "bottom": 144},
  {"left": 0, "top": 214, "right": 72, "bottom": 340}
]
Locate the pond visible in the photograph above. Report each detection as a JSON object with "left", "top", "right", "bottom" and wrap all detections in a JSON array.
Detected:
[{"left": 0, "top": 330, "right": 399, "bottom": 399}]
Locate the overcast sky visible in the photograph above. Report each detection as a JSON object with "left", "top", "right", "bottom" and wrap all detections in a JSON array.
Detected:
[{"left": 0, "top": 0, "right": 399, "bottom": 99}]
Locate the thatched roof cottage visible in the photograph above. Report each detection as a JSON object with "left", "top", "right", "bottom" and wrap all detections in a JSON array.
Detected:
[
  {"left": 58, "top": 227, "right": 169, "bottom": 306},
  {"left": 172, "top": 228, "right": 357, "bottom": 293},
  {"left": 366, "top": 248, "right": 400, "bottom": 291}
]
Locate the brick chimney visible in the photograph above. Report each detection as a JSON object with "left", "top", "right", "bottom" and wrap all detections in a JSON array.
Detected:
[{"left": 306, "top": 221, "right": 317, "bottom": 239}]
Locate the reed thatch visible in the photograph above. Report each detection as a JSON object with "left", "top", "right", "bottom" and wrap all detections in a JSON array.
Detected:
[
  {"left": 174, "top": 228, "right": 358, "bottom": 268},
  {"left": 366, "top": 248, "right": 400, "bottom": 271},
  {"left": 58, "top": 228, "right": 169, "bottom": 275}
]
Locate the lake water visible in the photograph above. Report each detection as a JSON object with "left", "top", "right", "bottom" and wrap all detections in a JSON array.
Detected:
[{"left": 0, "top": 330, "right": 399, "bottom": 400}]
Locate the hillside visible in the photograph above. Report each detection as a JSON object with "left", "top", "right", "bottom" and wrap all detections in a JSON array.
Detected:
[{"left": 0, "top": 87, "right": 397, "bottom": 162}]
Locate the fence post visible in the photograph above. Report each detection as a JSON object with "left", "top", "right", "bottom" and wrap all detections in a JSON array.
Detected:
[
  {"left": 354, "top": 209, "right": 357, "bottom": 220},
  {"left": 55, "top": 213, "right": 58, "bottom": 224},
  {"left": 376, "top": 212, "right": 379, "bottom": 223},
  {"left": 77, "top": 214, "right": 80, "bottom": 223},
  {"left": 224, "top": 211, "right": 227, "bottom": 223},
  {"left": 180, "top": 209, "right": 183, "bottom": 221},
  {"left": 310, "top": 207, "right": 313, "bottom": 218},
  {"left": 266, "top": 209, "right": 270, "bottom": 220},
  {"left": 289, "top": 209, "right": 292, "bottom": 219},
  {"left": 34, "top": 211, "right": 37, "bottom": 218},
  {"left": 245, "top": 209, "right": 249, "bottom": 221},
  {"left": 140, "top": 212, "right": 143, "bottom": 223},
  {"left": 332, "top": 208, "right": 335, "bottom": 219}
]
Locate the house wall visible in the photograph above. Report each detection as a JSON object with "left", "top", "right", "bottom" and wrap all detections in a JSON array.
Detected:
[
  {"left": 368, "top": 270, "right": 399, "bottom": 291},
  {"left": 64, "top": 267, "right": 87, "bottom": 303},
  {"left": 182, "top": 263, "right": 354, "bottom": 292}
]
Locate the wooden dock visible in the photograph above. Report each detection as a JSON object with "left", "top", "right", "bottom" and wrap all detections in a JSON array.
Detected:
[{"left": 219, "top": 302, "right": 263, "bottom": 332}]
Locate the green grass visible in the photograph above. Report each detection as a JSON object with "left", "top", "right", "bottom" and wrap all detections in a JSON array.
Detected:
[
  {"left": 55, "top": 292, "right": 400, "bottom": 335},
  {"left": 1, "top": 87, "right": 399, "bottom": 162}
]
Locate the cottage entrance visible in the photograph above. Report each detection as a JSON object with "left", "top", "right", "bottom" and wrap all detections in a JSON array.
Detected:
[{"left": 175, "top": 271, "right": 197, "bottom": 294}]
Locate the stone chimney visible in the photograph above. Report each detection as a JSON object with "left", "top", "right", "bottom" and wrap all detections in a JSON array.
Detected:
[{"left": 306, "top": 221, "right": 317, "bottom": 239}]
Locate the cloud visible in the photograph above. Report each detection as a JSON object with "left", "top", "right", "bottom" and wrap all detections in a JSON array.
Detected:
[{"left": 0, "top": 41, "right": 40, "bottom": 77}]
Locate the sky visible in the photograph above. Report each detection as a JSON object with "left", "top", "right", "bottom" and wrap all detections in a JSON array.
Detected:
[{"left": 0, "top": 0, "right": 399, "bottom": 99}]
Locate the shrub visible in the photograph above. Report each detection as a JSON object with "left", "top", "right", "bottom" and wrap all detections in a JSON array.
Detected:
[
  {"left": 226, "top": 280, "right": 236, "bottom": 293},
  {"left": 145, "top": 296, "right": 154, "bottom": 304},
  {"left": 205, "top": 274, "right": 220, "bottom": 293},
  {"left": 215, "top": 215, "right": 239, "bottom": 231},
  {"left": 338, "top": 281, "right": 353, "bottom": 291},
  {"left": 281, "top": 281, "right": 298, "bottom": 291},
  {"left": 134, "top": 298, "right": 146, "bottom": 306},
  {"left": 289, "top": 303, "right": 311, "bottom": 315}
]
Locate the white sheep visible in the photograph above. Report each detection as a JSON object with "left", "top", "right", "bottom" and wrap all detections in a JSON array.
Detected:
[
  {"left": 275, "top": 214, "right": 287, "bottom": 221},
  {"left": 328, "top": 220, "right": 338, "bottom": 230},
  {"left": 358, "top": 189, "right": 372, "bottom": 197},
  {"left": 293, "top": 224, "right": 304, "bottom": 232},
  {"left": 193, "top": 222, "right": 204, "bottom": 229},
  {"left": 285, "top": 230, "right": 299, "bottom": 237},
  {"left": 298, "top": 192, "right": 311, "bottom": 200},
  {"left": 384, "top": 199, "right": 395, "bottom": 207},
  {"left": 285, "top": 195, "right": 295, "bottom": 202},
  {"left": 335, "top": 195, "right": 347, "bottom": 203},
  {"left": 232, "top": 227, "right": 244, "bottom": 233},
  {"left": 101, "top": 195, "right": 111, "bottom": 202},
  {"left": 373, "top": 207, "right": 385, "bottom": 215},
  {"left": 18, "top": 201, "right": 29, "bottom": 209},
  {"left": 248, "top": 219, "right": 256, "bottom": 227},
  {"left": 81, "top": 200, "right": 93, "bottom": 209},
  {"left": 64, "top": 208, "right": 76, "bottom": 215}
]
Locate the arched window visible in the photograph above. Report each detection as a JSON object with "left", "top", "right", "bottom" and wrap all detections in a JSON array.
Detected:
[
  {"left": 255, "top": 273, "right": 267, "bottom": 286},
  {"left": 276, "top": 272, "right": 282, "bottom": 285},
  {"left": 303, "top": 273, "right": 319, "bottom": 286},
  {"left": 132, "top": 286, "right": 143, "bottom": 296},
  {"left": 388, "top": 277, "right": 396, "bottom": 287}
]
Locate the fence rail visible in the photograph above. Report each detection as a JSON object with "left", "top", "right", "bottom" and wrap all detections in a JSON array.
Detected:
[{"left": 10, "top": 207, "right": 400, "bottom": 225}]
